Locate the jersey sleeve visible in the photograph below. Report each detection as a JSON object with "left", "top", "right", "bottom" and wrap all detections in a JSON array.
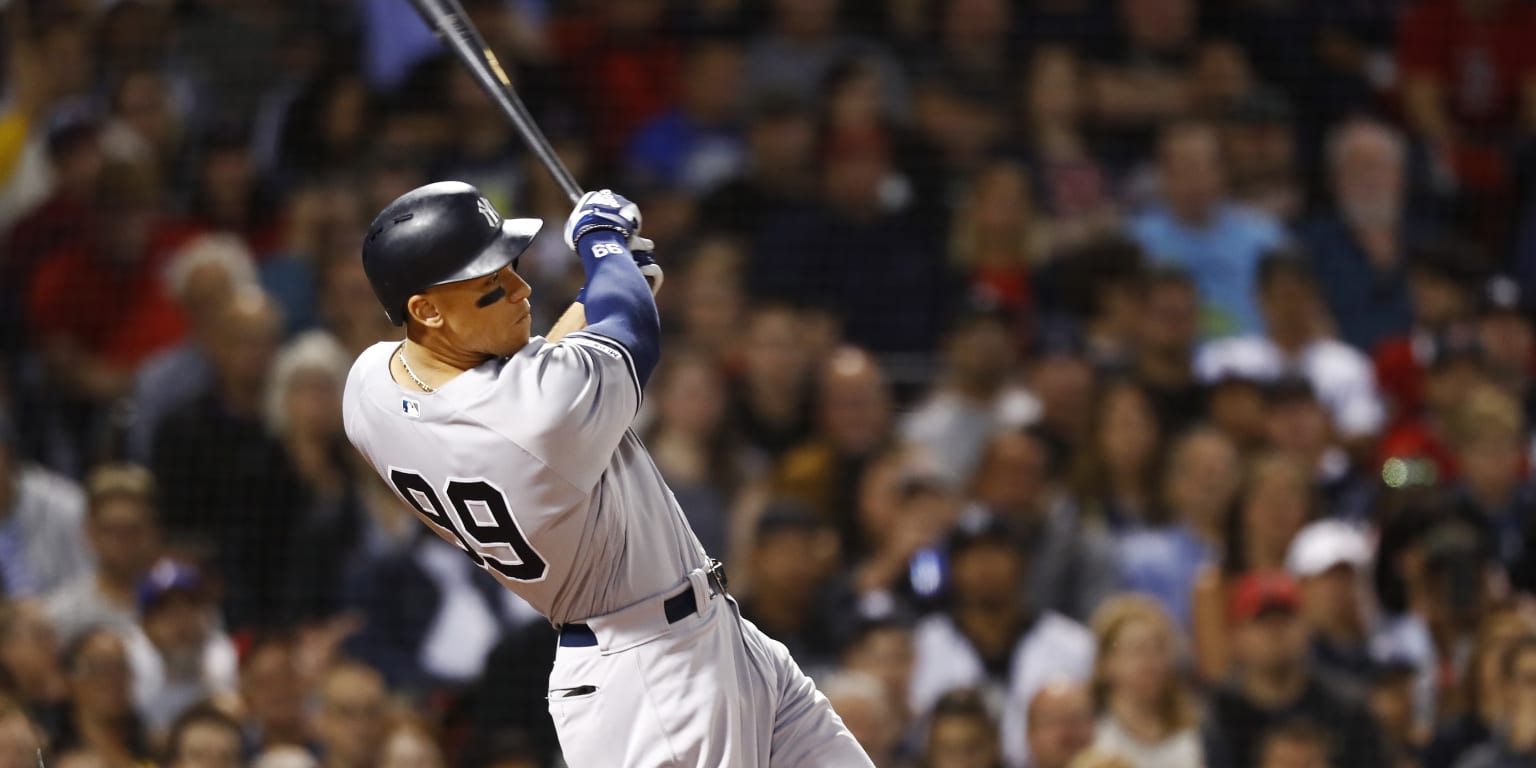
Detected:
[{"left": 493, "top": 334, "right": 642, "bottom": 491}]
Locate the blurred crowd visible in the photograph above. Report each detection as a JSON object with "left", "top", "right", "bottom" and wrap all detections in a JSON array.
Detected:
[{"left": 2, "top": 0, "right": 1536, "bottom": 767}]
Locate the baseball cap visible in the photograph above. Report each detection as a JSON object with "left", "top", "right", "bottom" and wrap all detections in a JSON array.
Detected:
[
  {"left": 137, "top": 559, "right": 206, "bottom": 614},
  {"left": 1228, "top": 571, "right": 1301, "bottom": 624},
  {"left": 1286, "top": 520, "right": 1372, "bottom": 578}
]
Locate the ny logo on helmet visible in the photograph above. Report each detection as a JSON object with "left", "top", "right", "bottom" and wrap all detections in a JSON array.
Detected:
[{"left": 476, "top": 198, "right": 500, "bottom": 228}]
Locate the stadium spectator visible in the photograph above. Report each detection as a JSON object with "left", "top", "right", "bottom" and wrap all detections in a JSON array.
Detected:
[
  {"left": 1024, "top": 681, "right": 1095, "bottom": 768},
  {"left": 1069, "top": 379, "right": 1162, "bottom": 532},
  {"left": 1088, "top": 595, "right": 1203, "bottom": 767},
  {"left": 52, "top": 627, "right": 150, "bottom": 766},
  {"left": 903, "top": 307, "right": 1038, "bottom": 485},
  {"left": 1219, "top": 91, "right": 1304, "bottom": 223},
  {"left": 1192, "top": 453, "right": 1316, "bottom": 682},
  {"left": 774, "top": 347, "right": 896, "bottom": 546},
  {"left": 736, "top": 503, "right": 843, "bottom": 674},
  {"left": 1130, "top": 268, "right": 1206, "bottom": 433},
  {"left": 313, "top": 661, "right": 388, "bottom": 768},
  {"left": 1300, "top": 119, "right": 1420, "bottom": 353},
  {"left": 150, "top": 287, "right": 299, "bottom": 630},
  {"left": 1264, "top": 379, "right": 1375, "bottom": 524},
  {"left": 925, "top": 687, "right": 1003, "bottom": 768},
  {"left": 377, "top": 717, "right": 446, "bottom": 768},
  {"left": 0, "top": 600, "right": 66, "bottom": 720},
  {"left": 946, "top": 162, "right": 1045, "bottom": 327},
  {"left": 0, "top": 692, "right": 46, "bottom": 768},
  {"left": 1052, "top": 237, "right": 1146, "bottom": 373},
  {"left": 123, "top": 559, "right": 238, "bottom": 738},
  {"left": 697, "top": 94, "right": 818, "bottom": 242},
  {"left": 1427, "top": 605, "right": 1536, "bottom": 767},
  {"left": 841, "top": 612, "right": 917, "bottom": 744},
  {"left": 1372, "top": 242, "right": 1486, "bottom": 425},
  {"left": 626, "top": 37, "right": 747, "bottom": 196},
  {"left": 237, "top": 634, "right": 311, "bottom": 757},
  {"left": 1089, "top": 0, "right": 1202, "bottom": 148},
  {"left": 970, "top": 429, "right": 1119, "bottom": 624},
  {"left": 1195, "top": 251, "right": 1386, "bottom": 443},
  {"left": 128, "top": 233, "right": 259, "bottom": 462},
  {"left": 1471, "top": 276, "right": 1535, "bottom": 422},
  {"left": 1285, "top": 521, "right": 1377, "bottom": 698},
  {"left": 821, "top": 671, "right": 903, "bottom": 767},
  {"left": 742, "top": 0, "right": 903, "bottom": 113},
  {"left": 163, "top": 704, "right": 242, "bottom": 768},
  {"left": 1117, "top": 427, "right": 1238, "bottom": 627},
  {"left": 1207, "top": 571, "right": 1387, "bottom": 768},
  {"left": 1453, "top": 636, "right": 1536, "bottom": 768},
  {"left": 1446, "top": 385, "right": 1536, "bottom": 582},
  {"left": 1129, "top": 120, "right": 1288, "bottom": 337},
  {"left": 726, "top": 304, "right": 816, "bottom": 463},
  {"left": 642, "top": 350, "right": 745, "bottom": 558},
  {"left": 0, "top": 419, "right": 88, "bottom": 598},
  {"left": 909, "top": 514, "right": 1095, "bottom": 768},
  {"left": 1017, "top": 47, "right": 1119, "bottom": 251},
  {"left": 46, "top": 464, "right": 162, "bottom": 642},
  {"left": 1253, "top": 720, "right": 1334, "bottom": 768}
]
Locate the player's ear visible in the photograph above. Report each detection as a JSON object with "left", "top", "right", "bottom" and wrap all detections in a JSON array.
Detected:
[{"left": 406, "top": 294, "right": 444, "bottom": 328}]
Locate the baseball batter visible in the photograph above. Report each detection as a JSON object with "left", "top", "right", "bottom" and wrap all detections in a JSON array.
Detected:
[{"left": 342, "top": 182, "right": 872, "bottom": 767}]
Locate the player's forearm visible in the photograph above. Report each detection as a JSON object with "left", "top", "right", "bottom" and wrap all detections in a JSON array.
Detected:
[
  {"left": 546, "top": 302, "right": 587, "bottom": 342},
  {"left": 577, "top": 231, "right": 661, "bottom": 385}
]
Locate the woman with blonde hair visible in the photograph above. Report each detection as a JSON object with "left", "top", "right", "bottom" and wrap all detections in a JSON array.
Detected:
[{"left": 1088, "top": 595, "right": 1204, "bottom": 768}]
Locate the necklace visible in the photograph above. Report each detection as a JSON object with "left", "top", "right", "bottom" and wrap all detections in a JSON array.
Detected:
[{"left": 397, "top": 348, "right": 435, "bottom": 393}]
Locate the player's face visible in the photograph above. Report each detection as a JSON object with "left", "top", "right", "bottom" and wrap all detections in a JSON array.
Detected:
[{"left": 429, "top": 264, "right": 533, "bottom": 358}]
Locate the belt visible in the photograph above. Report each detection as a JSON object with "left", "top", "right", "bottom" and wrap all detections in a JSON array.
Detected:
[{"left": 559, "top": 559, "right": 728, "bottom": 648}]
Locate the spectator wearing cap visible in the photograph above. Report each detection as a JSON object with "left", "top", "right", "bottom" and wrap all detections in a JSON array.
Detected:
[
  {"left": 902, "top": 306, "right": 1040, "bottom": 486},
  {"left": 971, "top": 429, "right": 1120, "bottom": 625},
  {"left": 908, "top": 513, "right": 1094, "bottom": 768},
  {"left": 45, "top": 464, "right": 163, "bottom": 643},
  {"left": 1454, "top": 637, "right": 1536, "bottom": 768},
  {"left": 926, "top": 687, "right": 1004, "bottom": 768},
  {"left": 1195, "top": 249, "right": 1386, "bottom": 443},
  {"left": 1300, "top": 119, "right": 1422, "bottom": 354},
  {"left": 735, "top": 502, "right": 843, "bottom": 675},
  {"left": 1128, "top": 120, "right": 1288, "bottom": 338},
  {"left": 0, "top": 416, "right": 88, "bottom": 600},
  {"left": 123, "top": 558, "right": 238, "bottom": 738},
  {"left": 1285, "top": 520, "right": 1376, "bottom": 698},
  {"left": 1206, "top": 571, "right": 1387, "bottom": 768},
  {"left": 1087, "top": 595, "right": 1204, "bottom": 768}
]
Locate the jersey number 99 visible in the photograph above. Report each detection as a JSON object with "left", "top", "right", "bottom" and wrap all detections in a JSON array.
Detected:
[{"left": 389, "top": 468, "right": 549, "bottom": 582}]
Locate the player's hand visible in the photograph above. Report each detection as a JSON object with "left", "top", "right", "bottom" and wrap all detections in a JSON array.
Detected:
[
  {"left": 631, "top": 236, "right": 664, "bottom": 296},
  {"left": 564, "top": 189, "right": 642, "bottom": 251}
]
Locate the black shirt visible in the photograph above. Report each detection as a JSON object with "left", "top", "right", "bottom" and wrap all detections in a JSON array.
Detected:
[{"left": 1208, "top": 676, "right": 1387, "bottom": 768}]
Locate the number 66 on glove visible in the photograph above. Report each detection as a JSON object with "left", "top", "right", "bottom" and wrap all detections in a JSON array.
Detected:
[{"left": 564, "top": 189, "right": 664, "bottom": 295}]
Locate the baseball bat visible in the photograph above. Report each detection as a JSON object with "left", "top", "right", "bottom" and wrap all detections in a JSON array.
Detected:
[{"left": 407, "top": 0, "right": 584, "bottom": 204}]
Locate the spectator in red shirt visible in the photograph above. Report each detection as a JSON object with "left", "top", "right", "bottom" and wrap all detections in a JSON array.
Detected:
[
  {"left": 1372, "top": 241, "right": 1484, "bottom": 425},
  {"left": 1396, "top": 0, "right": 1536, "bottom": 191},
  {"left": 28, "top": 157, "right": 186, "bottom": 405}
]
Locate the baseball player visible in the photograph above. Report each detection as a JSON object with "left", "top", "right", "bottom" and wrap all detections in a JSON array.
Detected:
[{"left": 341, "top": 182, "right": 873, "bottom": 767}]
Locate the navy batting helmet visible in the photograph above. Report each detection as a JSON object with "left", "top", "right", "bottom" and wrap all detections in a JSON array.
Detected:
[{"left": 362, "top": 181, "right": 542, "bottom": 326}]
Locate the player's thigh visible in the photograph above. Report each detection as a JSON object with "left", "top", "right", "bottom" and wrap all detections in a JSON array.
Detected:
[
  {"left": 629, "top": 600, "right": 773, "bottom": 766},
  {"left": 737, "top": 616, "right": 875, "bottom": 768},
  {"left": 546, "top": 647, "right": 672, "bottom": 767}
]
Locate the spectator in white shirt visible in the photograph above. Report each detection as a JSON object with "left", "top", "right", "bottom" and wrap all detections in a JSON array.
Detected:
[
  {"left": 0, "top": 417, "right": 89, "bottom": 599},
  {"left": 1195, "top": 250, "right": 1386, "bottom": 443},
  {"left": 123, "top": 560, "right": 238, "bottom": 739},
  {"left": 909, "top": 514, "right": 1095, "bottom": 768},
  {"left": 1088, "top": 595, "right": 1204, "bottom": 768}
]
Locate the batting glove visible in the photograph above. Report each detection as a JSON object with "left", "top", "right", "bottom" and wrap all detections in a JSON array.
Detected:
[{"left": 564, "top": 189, "right": 642, "bottom": 251}]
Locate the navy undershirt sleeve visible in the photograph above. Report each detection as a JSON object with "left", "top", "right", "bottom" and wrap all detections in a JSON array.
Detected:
[{"left": 575, "top": 230, "right": 660, "bottom": 386}]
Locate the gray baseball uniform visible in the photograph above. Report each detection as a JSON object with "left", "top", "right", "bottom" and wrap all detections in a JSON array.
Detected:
[{"left": 342, "top": 332, "right": 872, "bottom": 767}]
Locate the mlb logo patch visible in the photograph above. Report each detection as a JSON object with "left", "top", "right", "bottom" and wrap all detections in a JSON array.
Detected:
[{"left": 401, "top": 398, "right": 422, "bottom": 419}]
